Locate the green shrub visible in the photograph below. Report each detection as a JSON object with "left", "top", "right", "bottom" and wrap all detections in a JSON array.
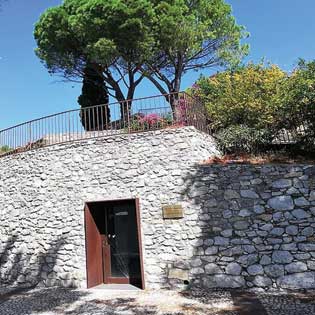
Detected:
[
  {"left": 215, "top": 125, "right": 272, "bottom": 154},
  {"left": 0, "top": 146, "right": 11, "bottom": 153},
  {"left": 189, "top": 63, "right": 286, "bottom": 132},
  {"left": 188, "top": 61, "right": 315, "bottom": 155},
  {"left": 276, "top": 60, "right": 315, "bottom": 153}
]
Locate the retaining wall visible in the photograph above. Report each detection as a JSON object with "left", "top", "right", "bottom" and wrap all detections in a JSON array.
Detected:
[
  {"left": 0, "top": 126, "right": 315, "bottom": 290},
  {"left": 0, "top": 127, "right": 218, "bottom": 289},
  {"left": 181, "top": 163, "right": 315, "bottom": 290}
]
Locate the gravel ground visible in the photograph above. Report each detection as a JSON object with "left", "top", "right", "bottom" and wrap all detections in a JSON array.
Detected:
[
  {"left": 0, "top": 287, "right": 315, "bottom": 315},
  {"left": 257, "top": 291, "right": 315, "bottom": 315},
  {"left": 0, "top": 287, "right": 235, "bottom": 315}
]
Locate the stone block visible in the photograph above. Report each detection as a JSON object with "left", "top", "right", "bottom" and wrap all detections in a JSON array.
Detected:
[
  {"left": 292, "top": 209, "right": 311, "bottom": 219},
  {"left": 270, "top": 227, "right": 285, "bottom": 236},
  {"left": 301, "top": 227, "right": 314, "bottom": 237},
  {"left": 285, "top": 225, "right": 299, "bottom": 236},
  {"left": 224, "top": 190, "right": 240, "bottom": 200},
  {"left": 247, "top": 264, "right": 264, "bottom": 275},
  {"left": 205, "top": 246, "right": 218, "bottom": 255},
  {"left": 234, "top": 221, "right": 249, "bottom": 230},
  {"left": 298, "top": 243, "right": 315, "bottom": 251},
  {"left": 253, "top": 205, "right": 265, "bottom": 214},
  {"left": 214, "top": 236, "right": 229, "bottom": 246},
  {"left": 260, "top": 255, "right": 271, "bottom": 266},
  {"left": 264, "top": 264, "right": 285, "bottom": 278},
  {"left": 253, "top": 276, "right": 272, "bottom": 287},
  {"left": 241, "top": 190, "right": 259, "bottom": 199},
  {"left": 239, "top": 209, "right": 252, "bottom": 217},
  {"left": 285, "top": 262, "right": 307, "bottom": 273},
  {"left": 272, "top": 251, "right": 293, "bottom": 264},
  {"left": 168, "top": 268, "right": 188, "bottom": 281},
  {"left": 294, "top": 197, "right": 310, "bottom": 207},
  {"left": 307, "top": 261, "right": 315, "bottom": 270},
  {"left": 205, "top": 263, "right": 222, "bottom": 274},
  {"left": 272, "top": 179, "right": 292, "bottom": 189},
  {"left": 277, "top": 272, "right": 315, "bottom": 289},
  {"left": 226, "top": 262, "right": 242, "bottom": 276},
  {"left": 203, "top": 275, "right": 245, "bottom": 288},
  {"left": 237, "top": 254, "right": 258, "bottom": 267},
  {"left": 267, "top": 196, "right": 294, "bottom": 211}
]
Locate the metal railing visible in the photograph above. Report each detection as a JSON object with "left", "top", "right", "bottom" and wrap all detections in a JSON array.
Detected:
[{"left": 0, "top": 92, "right": 208, "bottom": 156}]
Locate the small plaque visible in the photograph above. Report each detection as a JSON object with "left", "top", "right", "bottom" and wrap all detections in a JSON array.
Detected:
[{"left": 162, "top": 205, "right": 184, "bottom": 219}]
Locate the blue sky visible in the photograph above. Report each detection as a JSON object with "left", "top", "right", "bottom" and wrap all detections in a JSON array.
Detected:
[{"left": 1, "top": 0, "right": 315, "bottom": 129}]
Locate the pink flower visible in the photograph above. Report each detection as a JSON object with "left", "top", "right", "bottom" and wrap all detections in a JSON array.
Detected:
[
  {"left": 138, "top": 113, "right": 161, "bottom": 125},
  {"left": 175, "top": 97, "right": 188, "bottom": 125}
]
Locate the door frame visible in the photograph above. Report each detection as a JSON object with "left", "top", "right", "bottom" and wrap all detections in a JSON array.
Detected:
[{"left": 84, "top": 198, "right": 145, "bottom": 289}]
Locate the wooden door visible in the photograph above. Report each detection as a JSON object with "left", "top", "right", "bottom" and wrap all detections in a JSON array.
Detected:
[
  {"left": 85, "top": 205, "right": 103, "bottom": 288},
  {"left": 101, "top": 235, "right": 111, "bottom": 284}
]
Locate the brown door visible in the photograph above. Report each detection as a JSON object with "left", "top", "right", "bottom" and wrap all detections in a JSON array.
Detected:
[
  {"left": 85, "top": 199, "right": 145, "bottom": 289},
  {"left": 85, "top": 205, "right": 103, "bottom": 288},
  {"left": 101, "top": 235, "right": 111, "bottom": 284}
]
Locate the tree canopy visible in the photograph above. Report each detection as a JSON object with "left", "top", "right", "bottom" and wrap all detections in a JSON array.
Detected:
[
  {"left": 34, "top": 0, "right": 155, "bottom": 104},
  {"left": 143, "top": 0, "right": 248, "bottom": 98},
  {"left": 34, "top": 0, "right": 248, "bottom": 109}
]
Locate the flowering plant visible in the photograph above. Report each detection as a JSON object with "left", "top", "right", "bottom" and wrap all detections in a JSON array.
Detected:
[
  {"left": 138, "top": 113, "right": 161, "bottom": 126},
  {"left": 130, "top": 112, "right": 173, "bottom": 131},
  {"left": 174, "top": 97, "right": 188, "bottom": 125}
]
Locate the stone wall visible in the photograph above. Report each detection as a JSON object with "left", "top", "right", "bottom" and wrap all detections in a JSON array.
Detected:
[
  {"left": 0, "top": 127, "right": 219, "bottom": 289},
  {"left": 179, "top": 163, "right": 315, "bottom": 290},
  {"left": 0, "top": 126, "right": 315, "bottom": 290}
]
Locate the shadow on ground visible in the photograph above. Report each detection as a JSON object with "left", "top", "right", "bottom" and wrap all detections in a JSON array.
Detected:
[
  {"left": 0, "top": 288, "right": 239, "bottom": 315},
  {"left": 1, "top": 286, "right": 315, "bottom": 315},
  {"left": 66, "top": 297, "right": 158, "bottom": 315},
  {"left": 66, "top": 290, "right": 240, "bottom": 315},
  {"left": 0, "top": 287, "right": 88, "bottom": 315},
  {"left": 180, "top": 289, "right": 267, "bottom": 315},
  {"left": 257, "top": 290, "right": 315, "bottom": 315}
]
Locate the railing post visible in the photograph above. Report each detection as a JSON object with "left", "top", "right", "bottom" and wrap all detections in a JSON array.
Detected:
[
  {"left": 68, "top": 111, "right": 71, "bottom": 141},
  {"left": 29, "top": 121, "right": 32, "bottom": 149},
  {"left": 127, "top": 100, "right": 131, "bottom": 133},
  {"left": 183, "top": 92, "right": 189, "bottom": 126}
]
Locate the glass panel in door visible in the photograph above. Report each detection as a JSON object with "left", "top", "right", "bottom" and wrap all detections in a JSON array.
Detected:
[{"left": 107, "top": 203, "right": 140, "bottom": 280}]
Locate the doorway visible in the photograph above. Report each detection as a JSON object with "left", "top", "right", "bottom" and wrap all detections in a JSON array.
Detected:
[{"left": 85, "top": 199, "right": 144, "bottom": 289}]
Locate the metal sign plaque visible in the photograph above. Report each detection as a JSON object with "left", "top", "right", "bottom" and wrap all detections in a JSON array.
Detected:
[{"left": 162, "top": 205, "right": 184, "bottom": 219}]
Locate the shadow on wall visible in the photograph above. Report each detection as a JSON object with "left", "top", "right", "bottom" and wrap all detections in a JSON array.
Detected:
[
  {"left": 165, "top": 163, "right": 242, "bottom": 290},
  {"left": 0, "top": 234, "right": 70, "bottom": 295},
  {"left": 0, "top": 236, "right": 91, "bottom": 315},
  {"left": 166, "top": 163, "right": 315, "bottom": 290}
]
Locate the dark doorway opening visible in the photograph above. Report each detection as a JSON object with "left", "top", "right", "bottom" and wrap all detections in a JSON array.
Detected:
[{"left": 85, "top": 199, "right": 144, "bottom": 289}]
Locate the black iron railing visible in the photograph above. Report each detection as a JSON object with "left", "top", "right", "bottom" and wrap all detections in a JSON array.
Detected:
[{"left": 0, "top": 92, "right": 208, "bottom": 156}]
